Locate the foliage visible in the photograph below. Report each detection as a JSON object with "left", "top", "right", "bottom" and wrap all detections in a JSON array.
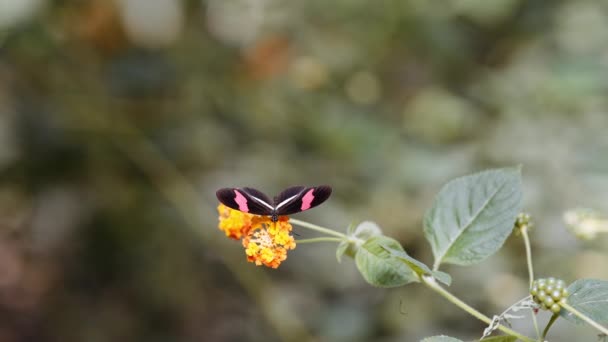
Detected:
[
  {"left": 324, "top": 168, "right": 608, "bottom": 340},
  {"left": 424, "top": 168, "right": 522, "bottom": 269},
  {"left": 561, "top": 279, "right": 608, "bottom": 326},
  {"left": 2, "top": 1, "right": 608, "bottom": 341}
]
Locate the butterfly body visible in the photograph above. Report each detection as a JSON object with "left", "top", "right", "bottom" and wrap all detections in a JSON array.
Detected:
[{"left": 216, "top": 185, "right": 332, "bottom": 222}]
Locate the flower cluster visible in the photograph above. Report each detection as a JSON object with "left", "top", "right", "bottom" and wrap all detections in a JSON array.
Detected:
[
  {"left": 530, "top": 277, "right": 568, "bottom": 314},
  {"left": 512, "top": 212, "right": 533, "bottom": 236},
  {"left": 217, "top": 204, "right": 296, "bottom": 268}
]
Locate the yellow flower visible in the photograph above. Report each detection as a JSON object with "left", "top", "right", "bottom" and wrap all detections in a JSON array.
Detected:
[
  {"left": 217, "top": 204, "right": 253, "bottom": 240},
  {"left": 242, "top": 219, "right": 296, "bottom": 268},
  {"left": 217, "top": 204, "right": 296, "bottom": 268}
]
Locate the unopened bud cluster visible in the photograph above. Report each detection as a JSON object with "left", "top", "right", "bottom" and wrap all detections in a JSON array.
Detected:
[
  {"left": 530, "top": 277, "right": 568, "bottom": 314},
  {"left": 515, "top": 212, "right": 533, "bottom": 230}
]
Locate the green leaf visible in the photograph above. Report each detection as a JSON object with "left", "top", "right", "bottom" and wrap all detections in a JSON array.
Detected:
[
  {"left": 424, "top": 167, "right": 522, "bottom": 269},
  {"left": 421, "top": 334, "right": 516, "bottom": 342},
  {"left": 355, "top": 236, "right": 418, "bottom": 288},
  {"left": 560, "top": 279, "right": 608, "bottom": 326},
  {"left": 382, "top": 243, "right": 430, "bottom": 274},
  {"left": 431, "top": 270, "right": 452, "bottom": 286},
  {"left": 420, "top": 336, "right": 463, "bottom": 342},
  {"left": 380, "top": 243, "right": 451, "bottom": 286},
  {"left": 336, "top": 240, "right": 349, "bottom": 263},
  {"left": 336, "top": 221, "right": 383, "bottom": 263},
  {"left": 477, "top": 336, "right": 517, "bottom": 342}
]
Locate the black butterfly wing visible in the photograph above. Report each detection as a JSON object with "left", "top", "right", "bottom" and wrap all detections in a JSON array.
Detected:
[
  {"left": 216, "top": 188, "right": 245, "bottom": 212},
  {"left": 273, "top": 186, "right": 306, "bottom": 205},
  {"left": 240, "top": 187, "right": 275, "bottom": 215},
  {"left": 274, "top": 185, "right": 332, "bottom": 216},
  {"left": 216, "top": 187, "right": 274, "bottom": 216}
]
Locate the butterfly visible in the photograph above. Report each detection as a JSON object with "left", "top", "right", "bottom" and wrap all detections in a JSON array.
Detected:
[{"left": 216, "top": 185, "right": 332, "bottom": 222}]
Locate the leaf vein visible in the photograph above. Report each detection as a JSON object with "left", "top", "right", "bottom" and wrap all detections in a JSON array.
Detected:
[{"left": 436, "top": 176, "right": 512, "bottom": 266}]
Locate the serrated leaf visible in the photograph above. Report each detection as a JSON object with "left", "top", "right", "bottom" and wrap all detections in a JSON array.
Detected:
[
  {"left": 381, "top": 244, "right": 430, "bottom": 274},
  {"left": 424, "top": 167, "right": 522, "bottom": 269},
  {"left": 478, "top": 336, "right": 517, "bottom": 342},
  {"left": 420, "top": 336, "right": 463, "bottom": 342},
  {"left": 560, "top": 279, "right": 608, "bottom": 326},
  {"left": 336, "top": 240, "right": 349, "bottom": 263},
  {"left": 381, "top": 244, "right": 452, "bottom": 286},
  {"left": 431, "top": 270, "right": 452, "bottom": 286},
  {"left": 337, "top": 221, "right": 383, "bottom": 263},
  {"left": 355, "top": 236, "right": 418, "bottom": 288}
]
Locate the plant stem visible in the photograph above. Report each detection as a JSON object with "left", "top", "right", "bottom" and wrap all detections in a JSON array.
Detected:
[
  {"left": 521, "top": 225, "right": 535, "bottom": 287},
  {"left": 290, "top": 218, "right": 346, "bottom": 238},
  {"left": 531, "top": 307, "right": 541, "bottom": 340},
  {"left": 520, "top": 224, "right": 541, "bottom": 340},
  {"left": 561, "top": 302, "right": 608, "bottom": 336},
  {"left": 541, "top": 313, "right": 559, "bottom": 340},
  {"left": 296, "top": 237, "right": 344, "bottom": 244},
  {"left": 421, "top": 276, "right": 535, "bottom": 342}
]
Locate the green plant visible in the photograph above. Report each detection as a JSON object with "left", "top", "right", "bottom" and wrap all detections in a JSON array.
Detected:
[{"left": 219, "top": 167, "right": 608, "bottom": 341}]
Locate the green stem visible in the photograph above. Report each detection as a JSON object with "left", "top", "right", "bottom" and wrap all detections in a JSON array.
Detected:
[
  {"left": 541, "top": 313, "right": 559, "bottom": 340},
  {"left": 296, "top": 237, "right": 344, "bottom": 244},
  {"left": 290, "top": 218, "right": 346, "bottom": 238},
  {"left": 421, "top": 276, "right": 535, "bottom": 342},
  {"left": 561, "top": 302, "right": 608, "bottom": 336},
  {"left": 531, "top": 307, "right": 541, "bottom": 340},
  {"left": 521, "top": 225, "right": 534, "bottom": 287},
  {"left": 520, "top": 226, "right": 541, "bottom": 340}
]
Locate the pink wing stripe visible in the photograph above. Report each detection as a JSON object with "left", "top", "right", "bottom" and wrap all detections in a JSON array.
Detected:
[
  {"left": 300, "top": 189, "right": 315, "bottom": 210},
  {"left": 234, "top": 190, "right": 249, "bottom": 212}
]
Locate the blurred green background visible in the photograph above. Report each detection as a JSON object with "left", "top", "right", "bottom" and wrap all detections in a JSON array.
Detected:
[{"left": 1, "top": 0, "right": 607, "bottom": 341}]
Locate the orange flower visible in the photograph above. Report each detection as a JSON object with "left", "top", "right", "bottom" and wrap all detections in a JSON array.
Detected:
[
  {"left": 217, "top": 204, "right": 253, "bottom": 239},
  {"left": 242, "top": 219, "right": 295, "bottom": 268},
  {"left": 217, "top": 204, "right": 296, "bottom": 268}
]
